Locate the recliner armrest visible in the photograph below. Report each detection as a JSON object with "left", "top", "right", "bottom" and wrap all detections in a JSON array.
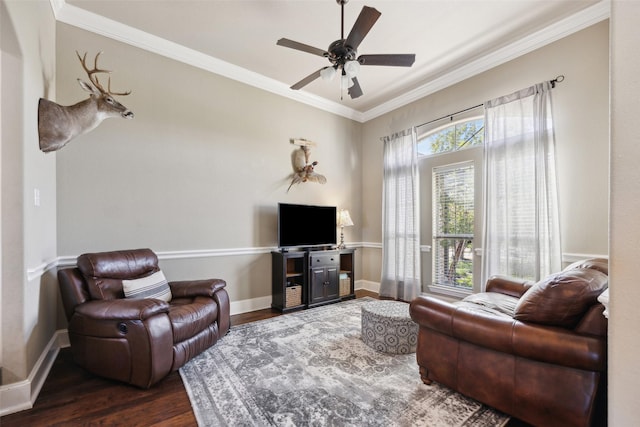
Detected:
[
  {"left": 74, "top": 298, "right": 169, "bottom": 321},
  {"left": 485, "top": 275, "right": 534, "bottom": 298},
  {"left": 169, "top": 278, "right": 226, "bottom": 298}
]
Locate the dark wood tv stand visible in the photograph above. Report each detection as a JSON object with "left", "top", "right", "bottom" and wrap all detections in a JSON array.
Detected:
[{"left": 271, "top": 248, "right": 355, "bottom": 313}]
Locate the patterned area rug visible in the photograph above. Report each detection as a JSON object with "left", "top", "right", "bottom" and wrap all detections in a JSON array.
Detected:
[{"left": 180, "top": 298, "right": 509, "bottom": 427}]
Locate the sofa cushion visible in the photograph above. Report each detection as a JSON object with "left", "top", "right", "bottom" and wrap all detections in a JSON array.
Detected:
[
  {"left": 78, "top": 248, "right": 159, "bottom": 278},
  {"left": 563, "top": 258, "right": 609, "bottom": 275},
  {"left": 514, "top": 268, "right": 608, "bottom": 328},
  {"left": 458, "top": 292, "right": 519, "bottom": 318},
  {"left": 77, "top": 248, "right": 160, "bottom": 300},
  {"left": 122, "top": 270, "right": 172, "bottom": 302}
]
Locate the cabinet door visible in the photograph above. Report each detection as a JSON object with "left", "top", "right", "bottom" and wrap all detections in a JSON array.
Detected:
[
  {"left": 309, "top": 267, "right": 328, "bottom": 305},
  {"left": 310, "top": 266, "right": 340, "bottom": 304},
  {"left": 325, "top": 266, "right": 339, "bottom": 299}
]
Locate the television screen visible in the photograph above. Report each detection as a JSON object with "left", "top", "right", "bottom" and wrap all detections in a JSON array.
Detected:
[{"left": 278, "top": 203, "right": 337, "bottom": 248}]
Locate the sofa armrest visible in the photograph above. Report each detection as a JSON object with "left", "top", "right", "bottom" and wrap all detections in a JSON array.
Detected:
[
  {"left": 485, "top": 275, "right": 534, "bottom": 298},
  {"left": 74, "top": 298, "right": 169, "bottom": 321},
  {"left": 512, "top": 321, "right": 606, "bottom": 371},
  {"left": 169, "top": 279, "right": 226, "bottom": 298},
  {"left": 410, "top": 296, "right": 458, "bottom": 335}
]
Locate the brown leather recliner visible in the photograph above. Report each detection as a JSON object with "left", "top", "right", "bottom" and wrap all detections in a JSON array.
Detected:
[
  {"left": 409, "top": 258, "right": 608, "bottom": 427},
  {"left": 58, "top": 248, "right": 230, "bottom": 388}
]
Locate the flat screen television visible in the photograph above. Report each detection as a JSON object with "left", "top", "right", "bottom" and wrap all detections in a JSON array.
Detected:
[{"left": 278, "top": 203, "right": 337, "bottom": 249}]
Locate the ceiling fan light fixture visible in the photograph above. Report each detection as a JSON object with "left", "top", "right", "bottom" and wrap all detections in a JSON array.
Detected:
[
  {"left": 341, "top": 74, "right": 355, "bottom": 89},
  {"left": 320, "top": 66, "right": 337, "bottom": 81},
  {"left": 344, "top": 60, "right": 360, "bottom": 77}
]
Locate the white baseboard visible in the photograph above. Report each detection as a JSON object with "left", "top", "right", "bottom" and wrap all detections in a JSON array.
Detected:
[
  {"left": 0, "top": 330, "right": 67, "bottom": 417},
  {"left": 356, "top": 279, "right": 380, "bottom": 294},
  {"left": 230, "top": 295, "right": 272, "bottom": 315}
]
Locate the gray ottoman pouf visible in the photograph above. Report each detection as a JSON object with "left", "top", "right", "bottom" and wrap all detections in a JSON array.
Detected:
[{"left": 361, "top": 301, "right": 418, "bottom": 354}]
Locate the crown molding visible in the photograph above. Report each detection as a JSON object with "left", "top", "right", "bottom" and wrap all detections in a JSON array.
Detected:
[
  {"left": 49, "top": 0, "right": 364, "bottom": 122},
  {"left": 50, "top": 1, "right": 608, "bottom": 124},
  {"left": 361, "top": 0, "right": 611, "bottom": 121}
]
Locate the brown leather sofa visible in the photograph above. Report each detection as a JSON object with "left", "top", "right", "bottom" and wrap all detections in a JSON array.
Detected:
[
  {"left": 409, "top": 259, "right": 608, "bottom": 427},
  {"left": 58, "top": 248, "right": 230, "bottom": 388}
]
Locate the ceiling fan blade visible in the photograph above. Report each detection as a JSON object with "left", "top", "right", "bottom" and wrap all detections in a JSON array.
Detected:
[
  {"left": 277, "top": 38, "right": 327, "bottom": 57},
  {"left": 290, "top": 69, "right": 323, "bottom": 90},
  {"left": 348, "top": 77, "right": 363, "bottom": 99},
  {"left": 358, "top": 54, "right": 416, "bottom": 67},
  {"left": 345, "top": 6, "right": 381, "bottom": 50}
]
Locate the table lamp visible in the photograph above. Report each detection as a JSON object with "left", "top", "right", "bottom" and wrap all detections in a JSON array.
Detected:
[{"left": 337, "top": 209, "right": 354, "bottom": 249}]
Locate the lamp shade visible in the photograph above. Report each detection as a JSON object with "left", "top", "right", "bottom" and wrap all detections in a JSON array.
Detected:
[
  {"left": 343, "top": 60, "right": 360, "bottom": 77},
  {"left": 320, "top": 66, "right": 337, "bottom": 81},
  {"left": 337, "top": 209, "right": 354, "bottom": 227}
]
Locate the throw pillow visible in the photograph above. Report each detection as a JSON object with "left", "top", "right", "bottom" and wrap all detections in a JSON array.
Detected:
[
  {"left": 514, "top": 268, "right": 608, "bottom": 328},
  {"left": 122, "top": 270, "right": 172, "bottom": 302}
]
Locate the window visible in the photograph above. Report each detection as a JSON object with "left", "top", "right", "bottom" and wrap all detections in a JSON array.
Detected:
[
  {"left": 432, "top": 162, "right": 474, "bottom": 290},
  {"left": 418, "top": 113, "right": 484, "bottom": 296}
]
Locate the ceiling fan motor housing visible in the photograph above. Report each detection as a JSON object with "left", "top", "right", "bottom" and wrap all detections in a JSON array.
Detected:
[{"left": 327, "top": 39, "right": 357, "bottom": 67}]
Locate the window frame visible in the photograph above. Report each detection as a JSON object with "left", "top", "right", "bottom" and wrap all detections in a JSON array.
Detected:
[
  {"left": 418, "top": 112, "right": 485, "bottom": 298},
  {"left": 431, "top": 161, "right": 476, "bottom": 293}
]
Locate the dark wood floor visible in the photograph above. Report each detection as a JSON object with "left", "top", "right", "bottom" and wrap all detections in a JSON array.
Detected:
[{"left": 1, "top": 290, "right": 528, "bottom": 426}]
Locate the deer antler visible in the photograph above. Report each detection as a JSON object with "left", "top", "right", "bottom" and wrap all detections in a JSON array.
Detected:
[
  {"left": 106, "top": 77, "right": 131, "bottom": 96},
  {"left": 76, "top": 51, "right": 131, "bottom": 96}
]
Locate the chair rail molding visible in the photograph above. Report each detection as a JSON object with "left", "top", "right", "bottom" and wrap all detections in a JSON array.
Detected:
[{"left": 26, "top": 245, "right": 607, "bottom": 283}]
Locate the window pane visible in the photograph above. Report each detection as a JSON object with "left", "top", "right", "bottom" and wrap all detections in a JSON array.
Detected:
[
  {"left": 456, "top": 119, "right": 484, "bottom": 149},
  {"left": 417, "top": 117, "right": 484, "bottom": 157},
  {"left": 433, "top": 162, "right": 474, "bottom": 290},
  {"left": 433, "top": 238, "right": 474, "bottom": 289}
]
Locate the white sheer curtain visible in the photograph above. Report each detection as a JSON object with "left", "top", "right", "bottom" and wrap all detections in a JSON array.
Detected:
[
  {"left": 481, "top": 82, "right": 561, "bottom": 286},
  {"left": 380, "top": 129, "right": 421, "bottom": 301}
]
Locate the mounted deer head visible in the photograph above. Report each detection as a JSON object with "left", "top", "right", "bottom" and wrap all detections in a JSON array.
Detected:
[{"left": 38, "top": 51, "right": 134, "bottom": 153}]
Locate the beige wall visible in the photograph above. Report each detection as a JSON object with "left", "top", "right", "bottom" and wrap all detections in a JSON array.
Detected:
[
  {"left": 360, "top": 21, "right": 610, "bottom": 284},
  {"left": 609, "top": 1, "right": 640, "bottom": 424},
  {"left": 5, "top": 3, "right": 638, "bottom": 425},
  {"left": 55, "top": 23, "right": 363, "bottom": 307},
  {"left": 1, "top": 0, "right": 57, "bottom": 386}
]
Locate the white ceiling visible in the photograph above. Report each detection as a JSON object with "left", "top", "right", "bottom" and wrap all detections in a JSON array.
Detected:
[{"left": 56, "top": 0, "right": 609, "bottom": 121}]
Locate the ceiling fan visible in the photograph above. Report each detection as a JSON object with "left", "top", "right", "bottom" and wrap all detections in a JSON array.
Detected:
[{"left": 277, "top": 0, "right": 416, "bottom": 99}]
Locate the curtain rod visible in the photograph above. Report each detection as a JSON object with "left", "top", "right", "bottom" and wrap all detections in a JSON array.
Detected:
[
  {"left": 415, "top": 75, "right": 565, "bottom": 130},
  {"left": 383, "top": 75, "right": 565, "bottom": 140},
  {"left": 415, "top": 104, "right": 483, "bottom": 129},
  {"left": 550, "top": 74, "right": 565, "bottom": 88}
]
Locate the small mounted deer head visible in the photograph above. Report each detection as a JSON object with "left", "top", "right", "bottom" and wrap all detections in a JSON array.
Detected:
[{"left": 38, "top": 51, "right": 134, "bottom": 153}]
